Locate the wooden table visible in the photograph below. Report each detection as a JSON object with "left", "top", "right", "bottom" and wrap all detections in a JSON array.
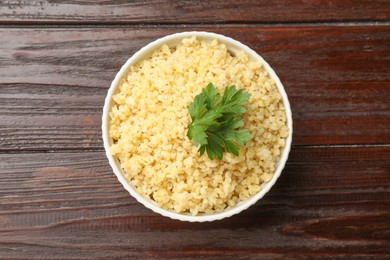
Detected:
[{"left": 1, "top": 1, "right": 389, "bottom": 259}]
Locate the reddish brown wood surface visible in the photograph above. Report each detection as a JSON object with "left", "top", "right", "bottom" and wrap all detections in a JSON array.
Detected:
[
  {"left": 1, "top": 26, "right": 389, "bottom": 152},
  {"left": 0, "top": 147, "right": 389, "bottom": 259},
  {"left": 1, "top": 0, "right": 390, "bottom": 24},
  {"left": 1, "top": 0, "right": 390, "bottom": 258}
]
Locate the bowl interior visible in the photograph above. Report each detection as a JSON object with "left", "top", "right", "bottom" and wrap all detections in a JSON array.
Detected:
[{"left": 102, "top": 31, "right": 293, "bottom": 222}]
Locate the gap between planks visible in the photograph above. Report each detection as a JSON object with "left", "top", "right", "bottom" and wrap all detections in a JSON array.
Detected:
[{"left": 0, "top": 21, "right": 390, "bottom": 28}]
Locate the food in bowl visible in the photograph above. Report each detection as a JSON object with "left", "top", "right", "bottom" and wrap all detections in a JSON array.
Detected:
[{"left": 107, "top": 35, "right": 289, "bottom": 216}]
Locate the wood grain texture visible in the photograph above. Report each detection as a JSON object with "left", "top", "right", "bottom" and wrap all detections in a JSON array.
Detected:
[
  {"left": 1, "top": 0, "right": 390, "bottom": 24},
  {"left": 0, "top": 147, "right": 389, "bottom": 259},
  {"left": 0, "top": 26, "right": 389, "bottom": 151},
  {"left": 2, "top": 0, "right": 390, "bottom": 259}
]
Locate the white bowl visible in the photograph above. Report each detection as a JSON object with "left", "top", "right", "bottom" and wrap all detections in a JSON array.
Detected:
[{"left": 102, "top": 31, "right": 293, "bottom": 222}]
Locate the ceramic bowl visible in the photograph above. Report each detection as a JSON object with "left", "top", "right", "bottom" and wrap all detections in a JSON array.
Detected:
[{"left": 102, "top": 31, "right": 293, "bottom": 222}]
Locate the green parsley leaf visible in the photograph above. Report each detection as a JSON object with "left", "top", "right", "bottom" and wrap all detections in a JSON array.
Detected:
[
  {"left": 187, "top": 83, "right": 253, "bottom": 160},
  {"left": 202, "top": 82, "right": 222, "bottom": 110},
  {"left": 188, "top": 93, "right": 206, "bottom": 121}
]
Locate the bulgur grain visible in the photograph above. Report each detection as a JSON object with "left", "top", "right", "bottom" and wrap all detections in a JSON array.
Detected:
[{"left": 109, "top": 37, "right": 288, "bottom": 215}]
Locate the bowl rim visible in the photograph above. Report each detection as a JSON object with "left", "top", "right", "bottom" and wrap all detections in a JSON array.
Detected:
[{"left": 102, "top": 31, "right": 293, "bottom": 222}]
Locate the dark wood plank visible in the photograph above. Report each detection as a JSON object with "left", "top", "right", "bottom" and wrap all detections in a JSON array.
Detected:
[
  {"left": 0, "top": 84, "right": 105, "bottom": 151},
  {"left": 1, "top": 26, "right": 389, "bottom": 151},
  {"left": 1, "top": 0, "right": 390, "bottom": 24},
  {"left": 0, "top": 147, "right": 389, "bottom": 259}
]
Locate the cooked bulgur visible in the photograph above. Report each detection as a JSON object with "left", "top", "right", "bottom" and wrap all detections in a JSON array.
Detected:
[{"left": 109, "top": 37, "right": 288, "bottom": 215}]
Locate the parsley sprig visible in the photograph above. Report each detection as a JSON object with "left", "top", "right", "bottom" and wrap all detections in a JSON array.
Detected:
[{"left": 187, "top": 83, "right": 253, "bottom": 160}]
